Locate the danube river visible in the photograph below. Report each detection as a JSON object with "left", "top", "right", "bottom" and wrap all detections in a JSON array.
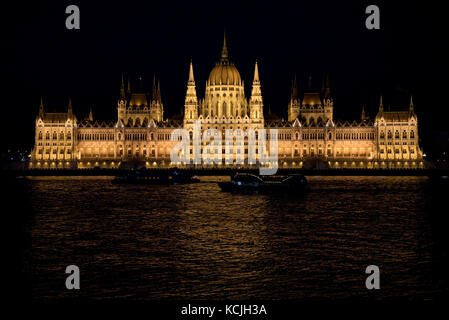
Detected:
[{"left": 7, "top": 176, "right": 449, "bottom": 301}]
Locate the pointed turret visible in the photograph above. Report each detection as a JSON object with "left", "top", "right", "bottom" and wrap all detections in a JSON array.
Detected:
[
  {"left": 88, "top": 105, "right": 93, "bottom": 121},
  {"left": 324, "top": 73, "right": 331, "bottom": 99},
  {"left": 152, "top": 74, "right": 157, "bottom": 101},
  {"left": 157, "top": 79, "right": 161, "bottom": 104},
  {"left": 250, "top": 60, "right": 263, "bottom": 121},
  {"left": 361, "top": 105, "right": 368, "bottom": 121},
  {"left": 39, "top": 97, "right": 44, "bottom": 118},
  {"left": 379, "top": 95, "right": 384, "bottom": 113},
  {"left": 120, "top": 74, "right": 126, "bottom": 99},
  {"left": 68, "top": 98, "right": 73, "bottom": 114},
  {"left": 184, "top": 60, "right": 198, "bottom": 121},
  {"left": 221, "top": 32, "right": 229, "bottom": 63},
  {"left": 127, "top": 79, "right": 131, "bottom": 97},
  {"left": 253, "top": 59, "right": 260, "bottom": 83},
  {"left": 288, "top": 74, "right": 300, "bottom": 121},
  {"left": 188, "top": 59, "right": 195, "bottom": 84},
  {"left": 149, "top": 76, "right": 163, "bottom": 122},
  {"left": 409, "top": 95, "right": 414, "bottom": 113},
  {"left": 291, "top": 74, "right": 298, "bottom": 102}
]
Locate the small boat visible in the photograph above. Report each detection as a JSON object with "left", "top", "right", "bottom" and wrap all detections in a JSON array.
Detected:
[
  {"left": 218, "top": 173, "right": 307, "bottom": 194},
  {"left": 112, "top": 169, "right": 200, "bottom": 185}
]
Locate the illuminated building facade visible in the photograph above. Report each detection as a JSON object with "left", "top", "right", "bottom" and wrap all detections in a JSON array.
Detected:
[{"left": 30, "top": 36, "right": 423, "bottom": 169}]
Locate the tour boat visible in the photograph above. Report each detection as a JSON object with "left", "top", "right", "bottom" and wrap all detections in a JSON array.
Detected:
[{"left": 218, "top": 173, "right": 307, "bottom": 194}]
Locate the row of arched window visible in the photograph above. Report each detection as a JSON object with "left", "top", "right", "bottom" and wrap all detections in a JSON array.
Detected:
[
  {"left": 38, "top": 131, "right": 71, "bottom": 140},
  {"left": 380, "top": 130, "right": 415, "bottom": 139}
]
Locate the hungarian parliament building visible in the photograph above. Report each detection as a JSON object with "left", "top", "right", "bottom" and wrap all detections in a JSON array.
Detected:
[{"left": 30, "top": 37, "right": 423, "bottom": 169}]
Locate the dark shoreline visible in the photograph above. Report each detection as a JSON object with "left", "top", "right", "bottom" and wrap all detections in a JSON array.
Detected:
[{"left": 2, "top": 168, "right": 449, "bottom": 177}]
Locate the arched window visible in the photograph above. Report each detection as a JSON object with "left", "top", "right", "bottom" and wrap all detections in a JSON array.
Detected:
[
  {"left": 403, "top": 130, "right": 407, "bottom": 139},
  {"left": 38, "top": 131, "right": 42, "bottom": 140},
  {"left": 380, "top": 131, "right": 385, "bottom": 139},
  {"left": 135, "top": 118, "right": 141, "bottom": 127},
  {"left": 67, "top": 132, "right": 71, "bottom": 140},
  {"left": 60, "top": 131, "right": 64, "bottom": 139},
  {"left": 395, "top": 130, "right": 399, "bottom": 139},
  {"left": 387, "top": 130, "right": 392, "bottom": 139},
  {"left": 328, "top": 132, "right": 332, "bottom": 140},
  {"left": 410, "top": 130, "right": 415, "bottom": 139},
  {"left": 128, "top": 118, "right": 133, "bottom": 126},
  {"left": 53, "top": 132, "right": 57, "bottom": 139}
]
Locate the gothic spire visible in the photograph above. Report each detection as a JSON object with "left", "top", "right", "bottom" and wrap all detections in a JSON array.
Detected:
[
  {"left": 253, "top": 60, "right": 260, "bottom": 83},
  {"left": 88, "top": 105, "right": 93, "bottom": 121},
  {"left": 291, "top": 74, "right": 298, "bottom": 101},
  {"left": 221, "top": 32, "right": 229, "bottom": 63},
  {"left": 39, "top": 97, "right": 44, "bottom": 117},
  {"left": 120, "top": 74, "right": 125, "bottom": 99},
  {"left": 127, "top": 78, "right": 131, "bottom": 96},
  {"left": 409, "top": 95, "right": 414, "bottom": 113},
  {"left": 157, "top": 79, "right": 161, "bottom": 103},
  {"left": 68, "top": 98, "right": 72, "bottom": 113},
  {"left": 361, "top": 105, "right": 367, "bottom": 121},
  {"left": 379, "top": 95, "right": 384, "bottom": 112},
  {"left": 324, "top": 73, "right": 330, "bottom": 99},
  {"left": 188, "top": 59, "right": 195, "bottom": 84},
  {"left": 152, "top": 74, "right": 157, "bottom": 100}
]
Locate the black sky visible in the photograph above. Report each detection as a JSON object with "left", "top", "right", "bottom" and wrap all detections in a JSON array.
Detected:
[{"left": 2, "top": 0, "right": 448, "bottom": 155}]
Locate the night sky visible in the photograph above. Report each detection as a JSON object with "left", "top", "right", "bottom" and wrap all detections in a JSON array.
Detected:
[{"left": 2, "top": 0, "right": 448, "bottom": 156}]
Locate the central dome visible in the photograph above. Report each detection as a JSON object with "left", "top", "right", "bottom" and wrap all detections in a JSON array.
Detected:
[
  {"left": 208, "top": 63, "right": 241, "bottom": 85},
  {"left": 208, "top": 34, "right": 241, "bottom": 86}
]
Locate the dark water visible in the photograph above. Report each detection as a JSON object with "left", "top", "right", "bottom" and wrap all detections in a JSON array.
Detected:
[{"left": 9, "top": 176, "right": 449, "bottom": 301}]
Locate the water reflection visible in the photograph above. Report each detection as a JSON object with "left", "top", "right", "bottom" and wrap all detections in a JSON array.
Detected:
[{"left": 22, "top": 176, "right": 445, "bottom": 300}]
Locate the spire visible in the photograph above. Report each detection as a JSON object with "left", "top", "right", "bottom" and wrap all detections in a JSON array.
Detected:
[
  {"left": 361, "top": 105, "right": 367, "bottom": 121},
  {"left": 188, "top": 59, "right": 195, "bottom": 84},
  {"left": 184, "top": 60, "right": 198, "bottom": 120},
  {"left": 152, "top": 74, "right": 157, "bottom": 100},
  {"left": 120, "top": 74, "right": 125, "bottom": 99},
  {"left": 157, "top": 79, "right": 161, "bottom": 103},
  {"left": 127, "top": 79, "right": 131, "bottom": 96},
  {"left": 253, "top": 60, "right": 260, "bottom": 83},
  {"left": 221, "top": 32, "right": 229, "bottom": 63},
  {"left": 39, "top": 97, "right": 44, "bottom": 117},
  {"left": 409, "top": 95, "right": 414, "bottom": 113},
  {"left": 324, "top": 73, "right": 330, "bottom": 99},
  {"left": 379, "top": 95, "right": 384, "bottom": 112},
  {"left": 250, "top": 59, "right": 263, "bottom": 120},
  {"left": 291, "top": 74, "right": 298, "bottom": 101},
  {"left": 88, "top": 106, "right": 93, "bottom": 121},
  {"left": 68, "top": 98, "right": 72, "bottom": 114}
]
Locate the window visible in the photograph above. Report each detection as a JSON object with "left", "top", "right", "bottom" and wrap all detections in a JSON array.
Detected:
[
  {"left": 403, "top": 131, "right": 407, "bottom": 139},
  {"left": 410, "top": 130, "right": 415, "bottom": 139},
  {"left": 38, "top": 132, "right": 42, "bottom": 140}
]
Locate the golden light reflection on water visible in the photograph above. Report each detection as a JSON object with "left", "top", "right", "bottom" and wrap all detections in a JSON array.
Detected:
[{"left": 22, "top": 175, "right": 444, "bottom": 300}]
